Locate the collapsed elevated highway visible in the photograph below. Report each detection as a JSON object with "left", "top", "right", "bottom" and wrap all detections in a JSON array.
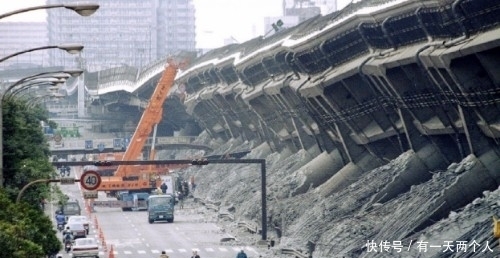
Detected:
[
  {"left": 179, "top": 0, "right": 500, "bottom": 196},
  {"left": 51, "top": 0, "right": 500, "bottom": 255},
  {"left": 173, "top": 0, "right": 500, "bottom": 256},
  {"left": 60, "top": 57, "right": 200, "bottom": 136}
]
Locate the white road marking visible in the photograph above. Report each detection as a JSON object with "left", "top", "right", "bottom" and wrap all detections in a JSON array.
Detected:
[
  {"left": 151, "top": 250, "right": 160, "bottom": 253},
  {"left": 205, "top": 247, "right": 215, "bottom": 252},
  {"left": 124, "top": 250, "right": 132, "bottom": 254},
  {"left": 165, "top": 249, "right": 175, "bottom": 253},
  {"left": 178, "top": 248, "right": 188, "bottom": 253},
  {"left": 138, "top": 250, "right": 146, "bottom": 254},
  {"left": 218, "top": 247, "right": 229, "bottom": 252}
]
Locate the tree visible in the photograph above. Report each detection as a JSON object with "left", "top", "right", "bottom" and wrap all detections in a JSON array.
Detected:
[
  {"left": 0, "top": 98, "right": 62, "bottom": 256},
  {"left": 2, "top": 98, "right": 56, "bottom": 203},
  {"left": 0, "top": 189, "right": 61, "bottom": 257}
]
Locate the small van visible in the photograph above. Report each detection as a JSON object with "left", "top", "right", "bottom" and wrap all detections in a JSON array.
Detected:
[
  {"left": 61, "top": 200, "right": 81, "bottom": 218},
  {"left": 132, "top": 192, "right": 150, "bottom": 211}
]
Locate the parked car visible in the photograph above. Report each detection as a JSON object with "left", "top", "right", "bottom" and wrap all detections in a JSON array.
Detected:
[
  {"left": 66, "top": 222, "right": 86, "bottom": 240},
  {"left": 67, "top": 215, "right": 90, "bottom": 234},
  {"left": 72, "top": 237, "right": 99, "bottom": 258}
]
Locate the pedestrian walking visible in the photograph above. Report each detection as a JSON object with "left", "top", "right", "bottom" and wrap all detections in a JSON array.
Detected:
[
  {"left": 159, "top": 250, "right": 169, "bottom": 258},
  {"left": 236, "top": 249, "right": 248, "bottom": 258},
  {"left": 178, "top": 191, "right": 184, "bottom": 209}
]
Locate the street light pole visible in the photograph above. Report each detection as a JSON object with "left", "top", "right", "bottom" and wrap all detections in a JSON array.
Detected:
[
  {"left": 0, "top": 2, "right": 98, "bottom": 188},
  {"left": 0, "top": 3, "right": 99, "bottom": 20},
  {"left": 5, "top": 80, "right": 63, "bottom": 101},
  {"left": 0, "top": 70, "right": 83, "bottom": 187},
  {"left": 0, "top": 44, "right": 83, "bottom": 63}
]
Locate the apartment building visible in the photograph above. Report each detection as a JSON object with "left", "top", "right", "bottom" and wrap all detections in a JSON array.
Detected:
[
  {"left": 46, "top": 0, "right": 196, "bottom": 71},
  {"left": 0, "top": 22, "right": 48, "bottom": 70}
]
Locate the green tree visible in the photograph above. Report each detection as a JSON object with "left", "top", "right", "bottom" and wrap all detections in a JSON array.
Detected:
[
  {"left": 1, "top": 98, "right": 61, "bottom": 256},
  {"left": 2, "top": 98, "right": 56, "bottom": 203},
  {"left": 0, "top": 190, "right": 61, "bottom": 257}
]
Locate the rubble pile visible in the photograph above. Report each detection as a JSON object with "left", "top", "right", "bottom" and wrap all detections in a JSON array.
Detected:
[{"left": 166, "top": 132, "right": 499, "bottom": 258}]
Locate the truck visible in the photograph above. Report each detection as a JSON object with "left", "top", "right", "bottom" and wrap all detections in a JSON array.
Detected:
[{"left": 147, "top": 193, "right": 175, "bottom": 223}]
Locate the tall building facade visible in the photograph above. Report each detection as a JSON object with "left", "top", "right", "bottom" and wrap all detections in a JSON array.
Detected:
[
  {"left": 47, "top": 0, "right": 196, "bottom": 71},
  {"left": 0, "top": 22, "right": 48, "bottom": 70}
]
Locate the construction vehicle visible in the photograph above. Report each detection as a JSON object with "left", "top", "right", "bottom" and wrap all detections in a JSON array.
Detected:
[{"left": 92, "top": 54, "right": 192, "bottom": 197}]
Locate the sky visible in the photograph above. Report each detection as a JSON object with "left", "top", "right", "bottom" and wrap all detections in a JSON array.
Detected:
[{"left": 0, "top": 0, "right": 352, "bottom": 49}]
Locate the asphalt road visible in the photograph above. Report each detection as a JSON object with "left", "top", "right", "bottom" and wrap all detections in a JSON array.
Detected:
[{"left": 49, "top": 167, "right": 262, "bottom": 258}]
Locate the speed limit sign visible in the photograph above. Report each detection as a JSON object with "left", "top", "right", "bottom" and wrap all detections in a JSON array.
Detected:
[{"left": 80, "top": 170, "right": 102, "bottom": 191}]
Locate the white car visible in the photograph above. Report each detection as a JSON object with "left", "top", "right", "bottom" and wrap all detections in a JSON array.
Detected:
[
  {"left": 65, "top": 222, "right": 87, "bottom": 240},
  {"left": 72, "top": 237, "right": 99, "bottom": 258},
  {"left": 67, "top": 215, "right": 90, "bottom": 234}
]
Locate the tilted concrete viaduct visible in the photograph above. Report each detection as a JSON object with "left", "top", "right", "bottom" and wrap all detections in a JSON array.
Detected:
[{"left": 175, "top": 0, "right": 500, "bottom": 225}]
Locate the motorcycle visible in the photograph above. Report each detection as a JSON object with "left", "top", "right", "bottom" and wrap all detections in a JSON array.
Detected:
[
  {"left": 57, "top": 223, "right": 64, "bottom": 232},
  {"left": 64, "top": 241, "right": 72, "bottom": 253}
]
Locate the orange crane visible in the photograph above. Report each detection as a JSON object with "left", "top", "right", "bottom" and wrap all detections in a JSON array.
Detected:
[{"left": 95, "top": 56, "right": 190, "bottom": 194}]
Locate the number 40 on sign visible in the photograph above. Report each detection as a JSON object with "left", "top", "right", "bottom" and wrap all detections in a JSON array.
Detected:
[{"left": 80, "top": 170, "right": 102, "bottom": 191}]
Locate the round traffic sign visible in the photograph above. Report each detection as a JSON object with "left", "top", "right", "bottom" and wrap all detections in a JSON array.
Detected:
[
  {"left": 54, "top": 133, "right": 62, "bottom": 142},
  {"left": 80, "top": 170, "right": 102, "bottom": 191}
]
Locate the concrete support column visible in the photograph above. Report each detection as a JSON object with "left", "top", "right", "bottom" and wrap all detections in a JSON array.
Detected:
[{"left": 292, "top": 149, "right": 344, "bottom": 196}]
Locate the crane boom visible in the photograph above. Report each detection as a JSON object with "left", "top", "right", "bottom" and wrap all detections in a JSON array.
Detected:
[
  {"left": 92, "top": 52, "right": 195, "bottom": 194},
  {"left": 116, "top": 59, "right": 178, "bottom": 177}
]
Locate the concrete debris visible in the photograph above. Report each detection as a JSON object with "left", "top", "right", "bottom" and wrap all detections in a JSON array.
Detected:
[{"left": 163, "top": 133, "right": 499, "bottom": 258}]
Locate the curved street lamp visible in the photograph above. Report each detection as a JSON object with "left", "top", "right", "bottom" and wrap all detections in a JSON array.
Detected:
[
  {"left": 0, "top": 3, "right": 99, "bottom": 20},
  {"left": 0, "top": 44, "right": 84, "bottom": 63},
  {"left": 0, "top": 3, "right": 98, "bottom": 188},
  {"left": 3, "top": 69, "right": 83, "bottom": 98},
  {"left": 6, "top": 80, "right": 65, "bottom": 101},
  {"left": 0, "top": 69, "right": 83, "bottom": 187}
]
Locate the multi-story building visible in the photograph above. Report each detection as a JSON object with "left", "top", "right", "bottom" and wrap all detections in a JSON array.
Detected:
[
  {"left": 46, "top": 0, "right": 196, "bottom": 71},
  {"left": 0, "top": 22, "right": 48, "bottom": 70}
]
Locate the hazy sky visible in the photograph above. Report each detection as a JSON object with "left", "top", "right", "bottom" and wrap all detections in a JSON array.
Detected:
[{"left": 1, "top": 0, "right": 352, "bottom": 48}]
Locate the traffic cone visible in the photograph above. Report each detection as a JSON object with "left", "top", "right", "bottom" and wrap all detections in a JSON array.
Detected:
[{"left": 108, "top": 245, "right": 114, "bottom": 258}]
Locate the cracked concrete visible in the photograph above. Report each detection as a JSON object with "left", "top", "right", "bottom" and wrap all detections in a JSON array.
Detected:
[{"left": 160, "top": 131, "right": 500, "bottom": 258}]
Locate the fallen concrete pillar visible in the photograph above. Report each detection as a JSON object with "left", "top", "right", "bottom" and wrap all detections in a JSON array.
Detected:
[
  {"left": 249, "top": 142, "right": 273, "bottom": 158},
  {"left": 292, "top": 149, "right": 345, "bottom": 196},
  {"left": 318, "top": 154, "right": 379, "bottom": 197}
]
